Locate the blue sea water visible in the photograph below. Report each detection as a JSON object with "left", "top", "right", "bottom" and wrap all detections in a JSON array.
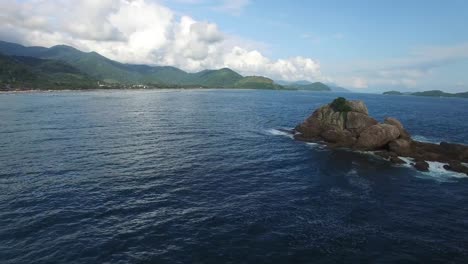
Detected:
[{"left": 1, "top": 90, "right": 468, "bottom": 263}]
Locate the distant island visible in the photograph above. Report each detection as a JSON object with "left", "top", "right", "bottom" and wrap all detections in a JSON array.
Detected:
[
  {"left": 286, "top": 81, "right": 331, "bottom": 91},
  {"left": 382, "top": 90, "right": 404, "bottom": 95},
  {"left": 0, "top": 40, "right": 343, "bottom": 92},
  {"left": 277, "top": 80, "right": 350, "bottom": 92},
  {"left": 383, "top": 90, "right": 468, "bottom": 98}
]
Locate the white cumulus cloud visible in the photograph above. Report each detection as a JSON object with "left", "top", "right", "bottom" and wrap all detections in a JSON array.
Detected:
[{"left": 0, "top": 0, "right": 324, "bottom": 82}]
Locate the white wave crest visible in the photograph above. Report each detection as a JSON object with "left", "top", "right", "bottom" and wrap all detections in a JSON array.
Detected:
[
  {"left": 266, "top": 128, "right": 294, "bottom": 139},
  {"left": 306, "top": 142, "right": 327, "bottom": 150},
  {"left": 399, "top": 157, "right": 467, "bottom": 182},
  {"left": 412, "top": 135, "right": 440, "bottom": 144}
]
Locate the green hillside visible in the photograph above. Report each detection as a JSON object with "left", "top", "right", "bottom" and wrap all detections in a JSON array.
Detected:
[
  {"left": 0, "top": 40, "right": 287, "bottom": 90},
  {"left": 0, "top": 41, "right": 241, "bottom": 87},
  {"left": 0, "top": 54, "right": 36, "bottom": 84},
  {"left": 0, "top": 54, "right": 97, "bottom": 90},
  {"left": 234, "top": 76, "right": 283, "bottom": 89},
  {"left": 287, "top": 81, "right": 331, "bottom": 91},
  {"left": 187, "top": 68, "right": 243, "bottom": 87}
]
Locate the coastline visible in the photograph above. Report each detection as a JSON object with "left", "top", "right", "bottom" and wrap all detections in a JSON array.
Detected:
[
  {"left": 0, "top": 87, "right": 224, "bottom": 93},
  {"left": 0, "top": 87, "right": 285, "bottom": 94}
]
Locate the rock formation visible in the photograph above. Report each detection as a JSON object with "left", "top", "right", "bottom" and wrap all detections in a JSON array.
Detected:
[{"left": 294, "top": 97, "right": 468, "bottom": 174}]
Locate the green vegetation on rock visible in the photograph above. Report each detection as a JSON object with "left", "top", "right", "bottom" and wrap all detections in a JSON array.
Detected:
[{"left": 330, "top": 97, "right": 352, "bottom": 112}]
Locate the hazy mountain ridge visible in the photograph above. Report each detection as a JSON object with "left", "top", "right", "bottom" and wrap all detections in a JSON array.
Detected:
[
  {"left": 288, "top": 82, "right": 331, "bottom": 91},
  {"left": 277, "top": 80, "right": 351, "bottom": 92},
  {"left": 383, "top": 90, "right": 468, "bottom": 98}
]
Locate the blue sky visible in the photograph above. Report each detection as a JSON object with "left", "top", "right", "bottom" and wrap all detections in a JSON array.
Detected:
[
  {"left": 167, "top": 0, "right": 467, "bottom": 59},
  {"left": 2, "top": 0, "right": 468, "bottom": 92},
  {"left": 164, "top": 0, "right": 468, "bottom": 92}
]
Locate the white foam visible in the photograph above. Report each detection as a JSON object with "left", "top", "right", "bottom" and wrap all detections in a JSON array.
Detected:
[
  {"left": 306, "top": 142, "right": 327, "bottom": 150},
  {"left": 329, "top": 187, "right": 353, "bottom": 198},
  {"left": 412, "top": 135, "right": 440, "bottom": 144},
  {"left": 398, "top": 157, "right": 467, "bottom": 182},
  {"left": 274, "top": 129, "right": 467, "bottom": 182},
  {"left": 266, "top": 128, "right": 294, "bottom": 139},
  {"left": 425, "top": 161, "right": 468, "bottom": 181}
]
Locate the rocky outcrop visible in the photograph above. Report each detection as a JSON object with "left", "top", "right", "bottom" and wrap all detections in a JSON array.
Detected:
[
  {"left": 345, "top": 100, "right": 369, "bottom": 115},
  {"left": 346, "top": 112, "right": 378, "bottom": 136},
  {"left": 384, "top": 117, "right": 411, "bottom": 139},
  {"left": 356, "top": 124, "right": 400, "bottom": 150},
  {"left": 294, "top": 97, "right": 468, "bottom": 175},
  {"left": 413, "top": 160, "right": 430, "bottom": 172}
]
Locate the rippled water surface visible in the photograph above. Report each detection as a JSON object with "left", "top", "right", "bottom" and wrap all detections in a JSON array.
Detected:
[{"left": 1, "top": 90, "right": 468, "bottom": 263}]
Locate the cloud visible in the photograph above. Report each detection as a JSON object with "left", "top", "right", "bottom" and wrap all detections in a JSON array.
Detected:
[
  {"left": 332, "top": 42, "right": 468, "bottom": 91},
  {"left": 0, "top": 0, "right": 323, "bottom": 82},
  {"left": 170, "top": 0, "right": 250, "bottom": 15},
  {"left": 214, "top": 0, "right": 251, "bottom": 15},
  {"left": 224, "top": 47, "right": 323, "bottom": 81}
]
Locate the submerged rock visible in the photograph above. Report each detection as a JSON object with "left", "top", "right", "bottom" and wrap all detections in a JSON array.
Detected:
[
  {"left": 294, "top": 97, "right": 468, "bottom": 174},
  {"left": 443, "top": 161, "right": 468, "bottom": 175},
  {"left": 413, "top": 160, "right": 430, "bottom": 172}
]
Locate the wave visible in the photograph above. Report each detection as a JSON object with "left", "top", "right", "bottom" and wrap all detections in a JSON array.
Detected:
[
  {"left": 275, "top": 130, "right": 466, "bottom": 182},
  {"left": 398, "top": 157, "right": 467, "bottom": 182},
  {"left": 265, "top": 128, "right": 294, "bottom": 139},
  {"left": 306, "top": 142, "right": 328, "bottom": 150},
  {"left": 412, "top": 135, "right": 440, "bottom": 144}
]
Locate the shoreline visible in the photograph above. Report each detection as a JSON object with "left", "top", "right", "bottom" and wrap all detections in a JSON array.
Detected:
[
  {"left": 0, "top": 88, "right": 254, "bottom": 94},
  {"left": 0, "top": 87, "right": 301, "bottom": 94}
]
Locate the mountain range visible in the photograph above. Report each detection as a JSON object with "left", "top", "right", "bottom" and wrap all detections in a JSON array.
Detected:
[
  {"left": 0, "top": 40, "right": 352, "bottom": 92},
  {"left": 0, "top": 40, "right": 295, "bottom": 90},
  {"left": 276, "top": 80, "right": 350, "bottom": 92}
]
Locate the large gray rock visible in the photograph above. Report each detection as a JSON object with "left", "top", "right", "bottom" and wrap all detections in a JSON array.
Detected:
[
  {"left": 295, "top": 105, "right": 347, "bottom": 139},
  {"left": 295, "top": 117, "right": 322, "bottom": 138},
  {"left": 346, "top": 112, "right": 378, "bottom": 135},
  {"left": 413, "top": 160, "right": 429, "bottom": 172},
  {"left": 320, "top": 128, "right": 356, "bottom": 147},
  {"left": 356, "top": 124, "right": 400, "bottom": 150},
  {"left": 388, "top": 138, "right": 412, "bottom": 156},
  {"left": 294, "top": 97, "right": 468, "bottom": 174},
  {"left": 345, "top": 100, "right": 368, "bottom": 115},
  {"left": 315, "top": 105, "right": 346, "bottom": 130},
  {"left": 384, "top": 117, "right": 410, "bottom": 139}
]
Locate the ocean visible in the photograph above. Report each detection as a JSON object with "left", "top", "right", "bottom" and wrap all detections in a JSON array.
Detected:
[{"left": 1, "top": 90, "right": 468, "bottom": 263}]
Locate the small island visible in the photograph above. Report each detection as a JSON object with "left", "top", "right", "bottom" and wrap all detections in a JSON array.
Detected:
[
  {"left": 293, "top": 97, "right": 468, "bottom": 174},
  {"left": 383, "top": 89, "right": 468, "bottom": 98},
  {"left": 286, "top": 82, "right": 331, "bottom": 91},
  {"left": 383, "top": 90, "right": 404, "bottom": 95}
]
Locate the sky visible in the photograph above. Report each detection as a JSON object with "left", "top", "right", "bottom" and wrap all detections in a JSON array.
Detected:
[{"left": 1, "top": 0, "right": 468, "bottom": 92}]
